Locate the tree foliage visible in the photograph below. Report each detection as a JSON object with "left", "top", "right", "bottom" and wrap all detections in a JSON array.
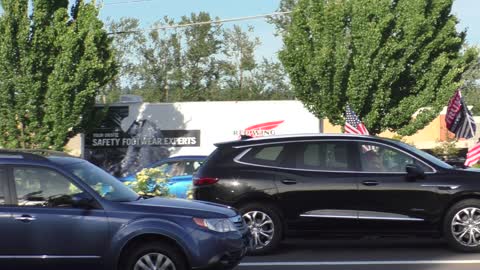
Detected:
[
  {"left": 280, "top": 0, "right": 478, "bottom": 135},
  {"left": 268, "top": 0, "right": 297, "bottom": 37},
  {"left": 462, "top": 51, "right": 480, "bottom": 114},
  {"left": 222, "top": 25, "right": 261, "bottom": 92},
  {"left": 0, "top": 0, "right": 116, "bottom": 149},
  {"left": 105, "top": 13, "right": 293, "bottom": 103}
]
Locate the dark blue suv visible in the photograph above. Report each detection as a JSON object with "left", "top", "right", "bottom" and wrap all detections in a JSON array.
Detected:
[{"left": 0, "top": 150, "right": 250, "bottom": 270}]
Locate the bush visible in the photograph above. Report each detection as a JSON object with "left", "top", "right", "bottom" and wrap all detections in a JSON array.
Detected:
[{"left": 431, "top": 140, "right": 460, "bottom": 159}]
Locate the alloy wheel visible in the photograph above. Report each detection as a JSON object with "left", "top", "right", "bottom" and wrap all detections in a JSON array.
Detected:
[
  {"left": 134, "top": 252, "right": 176, "bottom": 270},
  {"left": 243, "top": 210, "right": 275, "bottom": 250},
  {"left": 451, "top": 207, "right": 480, "bottom": 247}
]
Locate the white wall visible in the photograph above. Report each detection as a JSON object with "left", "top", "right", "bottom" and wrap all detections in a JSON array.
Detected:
[{"left": 133, "top": 100, "right": 321, "bottom": 156}]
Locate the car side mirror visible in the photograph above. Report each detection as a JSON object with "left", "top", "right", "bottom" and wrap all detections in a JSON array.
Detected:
[
  {"left": 71, "top": 193, "right": 95, "bottom": 209},
  {"left": 406, "top": 164, "right": 425, "bottom": 181}
]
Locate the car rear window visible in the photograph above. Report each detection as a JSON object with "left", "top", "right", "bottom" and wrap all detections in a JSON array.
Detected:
[{"left": 239, "top": 145, "right": 286, "bottom": 166}]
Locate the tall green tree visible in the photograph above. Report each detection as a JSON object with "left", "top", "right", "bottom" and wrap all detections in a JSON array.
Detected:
[
  {"left": 222, "top": 25, "right": 260, "bottom": 93},
  {"left": 268, "top": 0, "right": 297, "bottom": 37},
  {"left": 462, "top": 49, "right": 480, "bottom": 114},
  {"left": 181, "top": 12, "right": 222, "bottom": 100},
  {"left": 134, "top": 17, "right": 183, "bottom": 102},
  {"left": 251, "top": 58, "right": 294, "bottom": 99},
  {"left": 0, "top": 0, "right": 116, "bottom": 149},
  {"left": 280, "top": 0, "right": 478, "bottom": 135},
  {"left": 104, "top": 17, "right": 143, "bottom": 103}
]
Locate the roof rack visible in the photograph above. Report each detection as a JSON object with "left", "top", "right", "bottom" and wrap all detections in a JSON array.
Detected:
[{"left": 0, "top": 149, "right": 73, "bottom": 161}]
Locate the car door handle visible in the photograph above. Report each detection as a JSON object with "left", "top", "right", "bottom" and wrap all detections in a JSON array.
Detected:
[
  {"left": 281, "top": 179, "right": 297, "bottom": 185},
  {"left": 14, "top": 215, "right": 36, "bottom": 223},
  {"left": 362, "top": 180, "right": 379, "bottom": 186}
]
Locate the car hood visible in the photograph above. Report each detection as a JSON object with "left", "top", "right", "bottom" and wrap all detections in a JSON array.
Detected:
[{"left": 122, "top": 197, "right": 238, "bottom": 218}]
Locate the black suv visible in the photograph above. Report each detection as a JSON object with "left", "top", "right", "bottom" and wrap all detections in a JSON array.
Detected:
[{"left": 194, "top": 134, "right": 480, "bottom": 254}]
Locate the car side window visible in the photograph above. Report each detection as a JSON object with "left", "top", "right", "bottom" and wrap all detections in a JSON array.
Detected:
[
  {"left": 298, "top": 142, "right": 353, "bottom": 171},
  {"left": 359, "top": 143, "right": 433, "bottom": 173},
  {"left": 13, "top": 167, "right": 82, "bottom": 208},
  {"left": 0, "top": 168, "right": 7, "bottom": 205},
  {"left": 155, "top": 161, "right": 188, "bottom": 177},
  {"left": 240, "top": 145, "right": 286, "bottom": 166}
]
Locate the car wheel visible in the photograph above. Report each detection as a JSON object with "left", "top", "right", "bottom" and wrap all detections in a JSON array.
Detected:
[
  {"left": 444, "top": 199, "right": 480, "bottom": 252},
  {"left": 239, "top": 203, "right": 283, "bottom": 255},
  {"left": 121, "top": 241, "right": 188, "bottom": 270}
]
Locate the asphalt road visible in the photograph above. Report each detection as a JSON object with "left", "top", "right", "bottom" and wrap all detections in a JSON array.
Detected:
[{"left": 236, "top": 238, "right": 480, "bottom": 270}]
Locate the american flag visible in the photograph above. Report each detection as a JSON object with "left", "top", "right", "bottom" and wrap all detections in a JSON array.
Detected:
[
  {"left": 344, "top": 104, "right": 370, "bottom": 135},
  {"left": 465, "top": 141, "right": 480, "bottom": 167},
  {"left": 446, "top": 90, "right": 476, "bottom": 139}
]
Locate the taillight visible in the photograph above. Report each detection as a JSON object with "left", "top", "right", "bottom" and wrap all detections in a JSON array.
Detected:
[{"left": 193, "top": 177, "right": 219, "bottom": 186}]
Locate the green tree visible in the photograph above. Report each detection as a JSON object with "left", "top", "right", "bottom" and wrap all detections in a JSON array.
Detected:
[
  {"left": 462, "top": 50, "right": 480, "bottom": 114},
  {"left": 0, "top": 0, "right": 116, "bottom": 149},
  {"left": 268, "top": 0, "right": 297, "bottom": 37},
  {"left": 222, "top": 25, "right": 261, "bottom": 93},
  {"left": 133, "top": 17, "right": 183, "bottom": 102},
  {"left": 104, "top": 17, "right": 143, "bottom": 103},
  {"left": 181, "top": 12, "right": 222, "bottom": 101},
  {"left": 250, "top": 58, "right": 294, "bottom": 100},
  {"left": 280, "top": 0, "right": 478, "bottom": 135}
]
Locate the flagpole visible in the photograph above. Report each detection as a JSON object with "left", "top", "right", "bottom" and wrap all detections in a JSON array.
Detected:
[{"left": 460, "top": 90, "right": 476, "bottom": 139}]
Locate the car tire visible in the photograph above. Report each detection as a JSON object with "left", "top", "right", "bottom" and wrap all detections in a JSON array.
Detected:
[
  {"left": 121, "top": 241, "right": 188, "bottom": 270},
  {"left": 444, "top": 199, "right": 480, "bottom": 252},
  {"left": 239, "top": 202, "right": 283, "bottom": 255}
]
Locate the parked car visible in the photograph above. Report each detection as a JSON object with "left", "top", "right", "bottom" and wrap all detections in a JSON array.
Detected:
[
  {"left": 0, "top": 150, "right": 250, "bottom": 270},
  {"left": 193, "top": 134, "right": 480, "bottom": 255},
  {"left": 120, "top": 156, "right": 207, "bottom": 198}
]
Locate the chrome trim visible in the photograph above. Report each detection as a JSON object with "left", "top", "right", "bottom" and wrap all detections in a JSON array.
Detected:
[
  {"left": 0, "top": 255, "right": 100, "bottom": 259},
  {"left": 234, "top": 139, "right": 348, "bottom": 149},
  {"left": 234, "top": 139, "right": 437, "bottom": 174},
  {"left": 359, "top": 210, "right": 424, "bottom": 221},
  {"left": 14, "top": 216, "right": 36, "bottom": 222},
  {"left": 234, "top": 148, "right": 252, "bottom": 163},
  {"left": 358, "top": 216, "right": 424, "bottom": 221},
  {"left": 301, "top": 209, "right": 357, "bottom": 219},
  {"left": 300, "top": 214, "right": 357, "bottom": 219},
  {"left": 300, "top": 210, "right": 424, "bottom": 221},
  {"left": 233, "top": 139, "right": 437, "bottom": 174},
  {"left": 421, "top": 184, "right": 460, "bottom": 190}
]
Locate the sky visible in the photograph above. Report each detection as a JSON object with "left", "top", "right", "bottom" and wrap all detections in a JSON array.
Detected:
[
  {"left": 0, "top": 0, "right": 479, "bottom": 60},
  {"left": 98, "top": 0, "right": 480, "bottom": 61},
  {"left": 99, "top": 0, "right": 284, "bottom": 61}
]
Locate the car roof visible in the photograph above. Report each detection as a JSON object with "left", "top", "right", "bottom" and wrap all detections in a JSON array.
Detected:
[
  {"left": 215, "top": 133, "right": 377, "bottom": 147},
  {"left": 0, "top": 149, "right": 83, "bottom": 166}
]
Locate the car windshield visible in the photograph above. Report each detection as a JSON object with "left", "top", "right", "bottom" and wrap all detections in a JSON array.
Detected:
[
  {"left": 65, "top": 161, "right": 139, "bottom": 202},
  {"left": 389, "top": 139, "right": 453, "bottom": 169}
]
